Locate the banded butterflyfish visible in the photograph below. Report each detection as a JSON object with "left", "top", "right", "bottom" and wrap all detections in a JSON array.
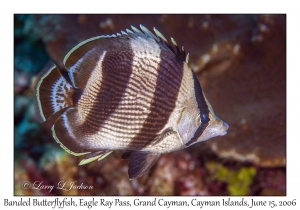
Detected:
[{"left": 33, "top": 25, "right": 229, "bottom": 179}]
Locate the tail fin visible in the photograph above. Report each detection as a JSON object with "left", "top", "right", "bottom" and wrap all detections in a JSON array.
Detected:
[{"left": 33, "top": 61, "right": 75, "bottom": 123}]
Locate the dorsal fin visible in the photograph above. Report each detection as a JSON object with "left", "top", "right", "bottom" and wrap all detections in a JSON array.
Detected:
[
  {"left": 140, "top": 24, "right": 159, "bottom": 41},
  {"left": 121, "top": 30, "right": 128, "bottom": 35},
  {"left": 33, "top": 61, "right": 76, "bottom": 122},
  {"left": 153, "top": 27, "right": 168, "bottom": 42},
  {"left": 186, "top": 53, "right": 190, "bottom": 63},
  {"left": 63, "top": 25, "right": 186, "bottom": 80},
  {"left": 131, "top": 25, "right": 145, "bottom": 38},
  {"left": 126, "top": 28, "right": 136, "bottom": 38},
  {"left": 152, "top": 27, "right": 186, "bottom": 62}
]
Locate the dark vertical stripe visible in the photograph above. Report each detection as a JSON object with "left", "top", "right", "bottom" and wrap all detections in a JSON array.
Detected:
[
  {"left": 185, "top": 122, "right": 208, "bottom": 146},
  {"left": 68, "top": 48, "right": 102, "bottom": 90},
  {"left": 192, "top": 71, "right": 209, "bottom": 116},
  {"left": 129, "top": 49, "right": 184, "bottom": 149},
  {"left": 78, "top": 41, "right": 134, "bottom": 135},
  {"left": 185, "top": 72, "right": 210, "bottom": 146},
  {"left": 53, "top": 108, "right": 95, "bottom": 154}
]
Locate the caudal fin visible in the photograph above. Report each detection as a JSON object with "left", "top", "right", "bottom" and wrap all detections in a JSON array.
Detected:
[{"left": 33, "top": 61, "right": 76, "bottom": 122}]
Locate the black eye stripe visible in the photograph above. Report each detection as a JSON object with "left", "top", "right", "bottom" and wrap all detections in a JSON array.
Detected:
[
  {"left": 192, "top": 71, "right": 209, "bottom": 114},
  {"left": 185, "top": 72, "right": 210, "bottom": 146},
  {"left": 186, "top": 122, "right": 209, "bottom": 146}
]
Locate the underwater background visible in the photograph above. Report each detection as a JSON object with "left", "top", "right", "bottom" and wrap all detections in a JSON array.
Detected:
[{"left": 14, "top": 14, "right": 286, "bottom": 196}]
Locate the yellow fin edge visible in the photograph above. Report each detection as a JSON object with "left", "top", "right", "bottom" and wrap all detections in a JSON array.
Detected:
[
  {"left": 35, "top": 65, "right": 56, "bottom": 122},
  {"left": 79, "top": 154, "right": 103, "bottom": 166},
  {"left": 63, "top": 35, "right": 106, "bottom": 66},
  {"left": 98, "top": 151, "right": 113, "bottom": 161},
  {"left": 51, "top": 125, "right": 88, "bottom": 156}
]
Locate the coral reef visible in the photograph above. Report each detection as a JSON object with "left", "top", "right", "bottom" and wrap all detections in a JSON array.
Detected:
[
  {"left": 205, "top": 161, "right": 256, "bottom": 196},
  {"left": 199, "top": 15, "right": 286, "bottom": 167},
  {"left": 14, "top": 14, "right": 286, "bottom": 196}
]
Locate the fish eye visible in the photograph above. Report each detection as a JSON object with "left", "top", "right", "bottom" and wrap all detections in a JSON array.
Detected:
[{"left": 200, "top": 113, "right": 209, "bottom": 123}]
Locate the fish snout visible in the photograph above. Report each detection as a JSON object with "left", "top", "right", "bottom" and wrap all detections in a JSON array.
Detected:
[{"left": 219, "top": 121, "right": 229, "bottom": 136}]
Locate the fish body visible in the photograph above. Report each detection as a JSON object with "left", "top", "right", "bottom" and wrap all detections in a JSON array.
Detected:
[{"left": 34, "top": 25, "right": 229, "bottom": 179}]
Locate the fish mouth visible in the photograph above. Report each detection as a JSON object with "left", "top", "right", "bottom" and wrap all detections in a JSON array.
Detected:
[
  {"left": 219, "top": 130, "right": 228, "bottom": 136},
  {"left": 219, "top": 121, "right": 229, "bottom": 136}
]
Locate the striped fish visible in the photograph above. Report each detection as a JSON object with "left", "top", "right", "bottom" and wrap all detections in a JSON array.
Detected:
[{"left": 34, "top": 25, "right": 229, "bottom": 179}]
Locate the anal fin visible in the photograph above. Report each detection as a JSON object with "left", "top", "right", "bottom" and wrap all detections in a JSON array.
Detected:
[
  {"left": 128, "top": 151, "right": 160, "bottom": 179},
  {"left": 98, "top": 151, "right": 113, "bottom": 161},
  {"left": 79, "top": 151, "right": 113, "bottom": 166}
]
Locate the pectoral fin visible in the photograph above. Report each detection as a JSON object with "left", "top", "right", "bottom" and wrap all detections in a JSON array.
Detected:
[
  {"left": 128, "top": 151, "right": 160, "bottom": 179},
  {"left": 79, "top": 150, "right": 113, "bottom": 166},
  {"left": 151, "top": 129, "right": 177, "bottom": 146}
]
